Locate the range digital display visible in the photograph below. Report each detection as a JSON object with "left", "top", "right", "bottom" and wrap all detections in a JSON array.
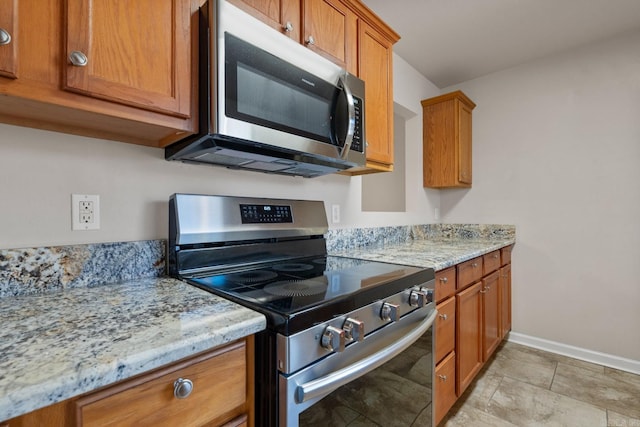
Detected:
[{"left": 240, "top": 204, "right": 293, "bottom": 224}]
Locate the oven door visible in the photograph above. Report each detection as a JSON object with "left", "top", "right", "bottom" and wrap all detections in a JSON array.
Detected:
[{"left": 280, "top": 307, "right": 437, "bottom": 427}]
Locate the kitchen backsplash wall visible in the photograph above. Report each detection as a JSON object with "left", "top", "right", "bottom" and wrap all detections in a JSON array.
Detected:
[{"left": 1, "top": 224, "right": 513, "bottom": 298}]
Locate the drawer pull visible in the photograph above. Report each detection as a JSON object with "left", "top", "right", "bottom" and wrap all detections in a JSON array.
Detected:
[
  {"left": 472, "top": 262, "right": 478, "bottom": 268},
  {"left": 479, "top": 287, "right": 487, "bottom": 294},
  {"left": 438, "top": 374, "right": 448, "bottom": 381},
  {"left": 0, "top": 28, "right": 11, "bottom": 46},
  {"left": 493, "top": 254, "right": 499, "bottom": 259},
  {"left": 439, "top": 277, "right": 448, "bottom": 284},
  {"left": 173, "top": 378, "right": 194, "bottom": 399},
  {"left": 439, "top": 314, "right": 448, "bottom": 320}
]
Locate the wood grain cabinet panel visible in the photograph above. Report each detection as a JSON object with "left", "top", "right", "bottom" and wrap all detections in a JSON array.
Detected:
[
  {"left": 455, "top": 281, "right": 483, "bottom": 396},
  {"left": 76, "top": 341, "right": 248, "bottom": 427},
  {"left": 422, "top": 91, "right": 476, "bottom": 188},
  {"left": 435, "top": 267, "right": 456, "bottom": 302},
  {"left": 501, "top": 245, "right": 512, "bottom": 266},
  {"left": 0, "top": 0, "right": 18, "bottom": 79},
  {"left": 456, "top": 257, "right": 483, "bottom": 290},
  {"left": 434, "top": 351, "right": 456, "bottom": 426},
  {"left": 482, "top": 271, "right": 500, "bottom": 362},
  {"left": 435, "top": 296, "right": 455, "bottom": 364},
  {"left": 65, "top": 0, "right": 191, "bottom": 118},
  {"left": 229, "top": 0, "right": 301, "bottom": 42},
  {"left": 483, "top": 250, "right": 501, "bottom": 275},
  {"left": 499, "top": 263, "right": 512, "bottom": 339}
]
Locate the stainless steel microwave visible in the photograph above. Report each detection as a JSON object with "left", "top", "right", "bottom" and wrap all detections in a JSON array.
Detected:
[{"left": 165, "top": 0, "right": 366, "bottom": 178}]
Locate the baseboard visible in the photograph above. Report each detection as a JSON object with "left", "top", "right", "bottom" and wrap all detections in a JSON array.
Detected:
[{"left": 507, "top": 332, "right": 640, "bottom": 375}]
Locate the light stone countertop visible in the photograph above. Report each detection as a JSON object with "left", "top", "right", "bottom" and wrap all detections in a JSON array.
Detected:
[
  {"left": 329, "top": 237, "right": 515, "bottom": 271},
  {"left": 0, "top": 277, "right": 266, "bottom": 421}
]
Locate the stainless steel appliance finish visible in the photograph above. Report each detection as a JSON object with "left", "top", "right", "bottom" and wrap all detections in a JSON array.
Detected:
[
  {"left": 165, "top": 0, "right": 366, "bottom": 178},
  {"left": 169, "top": 194, "right": 435, "bottom": 426}
]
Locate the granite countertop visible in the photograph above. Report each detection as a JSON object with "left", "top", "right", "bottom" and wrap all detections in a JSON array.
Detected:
[
  {"left": 329, "top": 237, "right": 515, "bottom": 271},
  {"left": 0, "top": 277, "right": 266, "bottom": 421}
]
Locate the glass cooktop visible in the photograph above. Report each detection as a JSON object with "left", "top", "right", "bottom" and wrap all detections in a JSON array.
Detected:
[{"left": 188, "top": 256, "right": 433, "bottom": 335}]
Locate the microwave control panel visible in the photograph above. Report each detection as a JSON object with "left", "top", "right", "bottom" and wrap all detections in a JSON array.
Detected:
[{"left": 350, "top": 96, "right": 364, "bottom": 153}]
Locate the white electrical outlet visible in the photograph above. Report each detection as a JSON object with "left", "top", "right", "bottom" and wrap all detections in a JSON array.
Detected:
[
  {"left": 331, "top": 204, "right": 341, "bottom": 224},
  {"left": 72, "top": 194, "right": 100, "bottom": 230}
]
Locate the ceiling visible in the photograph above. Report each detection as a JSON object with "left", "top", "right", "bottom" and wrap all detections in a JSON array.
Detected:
[{"left": 361, "top": 0, "right": 640, "bottom": 88}]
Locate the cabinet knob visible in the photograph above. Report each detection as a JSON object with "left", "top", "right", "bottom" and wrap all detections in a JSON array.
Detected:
[
  {"left": 173, "top": 378, "right": 194, "bottom": 399},
  {"left": 480, "top": 286, "right": 488, "bottom": 294},
  {"left": 283, "top": 21, "right": 293, "bottom": 33},
  {"left": 439, "top": 313, "right": 448, "bottom": 320},
  {"left": 439, "top": 277, "right": 448, "bottom": 284},
  {"left": 69, "top": 50, "right": 88, "bottom": 67},
  {"left": 305, "top": 35, "right": 315, "bottom": 45},
  {"left": 0, "top": 28, "right": 11, "bottom": 46},
  {"left": 472, "top": 262, "right": 478, "bottom": 268},
  {"left": 438, "top": 374, "right": 448, "bottom": 381}
]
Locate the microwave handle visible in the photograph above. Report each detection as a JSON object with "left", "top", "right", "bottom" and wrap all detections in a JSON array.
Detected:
[{"left": 336, "top": 74, "right": 356, "bottom": 160}]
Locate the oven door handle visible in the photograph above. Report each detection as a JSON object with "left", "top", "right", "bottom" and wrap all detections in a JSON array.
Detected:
[{"left": 295, "top": 308, "right": 437, "bottom": 404}]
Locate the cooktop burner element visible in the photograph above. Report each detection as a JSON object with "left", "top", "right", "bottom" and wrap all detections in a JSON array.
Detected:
[
  {"left": 272, "top": 263, "right": 315, "bottom": 272},
  {"left": 264, "top": 279, "right": 327, "bottom": 297},
  {"left": 226, "top": 270, "right": 278, "bottom": 283}
]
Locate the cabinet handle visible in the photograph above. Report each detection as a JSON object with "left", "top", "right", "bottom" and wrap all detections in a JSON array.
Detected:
[
  {"left": 439, "top": 314, "right": 448, "bottom": 320},
  {"left": 438, "top": 374, "right": 448, "bottom": 381},
  {"left": 69, "top": 50, "right": 88, "bottom": 67},
  {"left": 305, "top": 35, "right": 315, "bottom": 45},
  {"left": 479, "top": 287, "right": 487, "bottom": 294},
  {"left": 493, "top": 254, "right": 499, "bottom": 259},
  {"left": 472, "top": 262, "right": 478, "bottom": 268},
  {"left": 0, "top": 28, "right": 11, "bottom": 46},
  {"left": 173, "top": 378, "right": 194, "bottom": 399},
  {"left": 439, "top": 277, "right": 448, "bottom": 284},
  {"left": 283, "top": 21, "right": 293, "bottom": 33}
]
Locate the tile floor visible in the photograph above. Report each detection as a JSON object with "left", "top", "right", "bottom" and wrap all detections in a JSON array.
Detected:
[
  {"left": 442, "top": 341, "right": 640, "bottom": 427},
  {"left": 300, "top": 338, "right": 640, "bottom": 426}
]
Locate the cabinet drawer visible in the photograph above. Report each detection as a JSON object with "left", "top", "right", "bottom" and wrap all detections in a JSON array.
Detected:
[
  {"left": 434, "top": 351, "right": 456, "bottom": 425},
  {"left": 456, "top": 257, "right": 483, "bottom": 290},
  {"left": 483, "top": 250, "right": 501, "bottom": 275},
  {"left": 435, "top": 267, "right": 456, "bottom": 302},
  {"left": 435, "top": 296, "right": 455, "bottom": 363},
  {"left": 501, "top": 245, "right": 512, "bottom": 266},
  {"left": 76, "top": 341, "right": 247, "bottom": 427}
]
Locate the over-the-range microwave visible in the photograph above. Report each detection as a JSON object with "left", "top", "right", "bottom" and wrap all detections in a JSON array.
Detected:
[{"left": 165, "top": 0, "right": 366, "bottom": 178}]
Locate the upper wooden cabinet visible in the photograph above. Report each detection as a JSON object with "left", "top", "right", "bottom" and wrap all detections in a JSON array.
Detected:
[
  {"left": 229, "top": 0, "right": 301, "bottom": 42},
  {"left": 302, "top": 0, "right": 357, "bottom": 74},
  {"left": 422, "top": 91, "right": 476, "bottom": 188},
  {"left": 0, "top": 0, "right": 18, "bottom": 79},
  {"left": 0, "top": 0, "right": 196, "bottom": 147},
  {"left": 65, "top": 0, "right": 191, "bottom": 118}
]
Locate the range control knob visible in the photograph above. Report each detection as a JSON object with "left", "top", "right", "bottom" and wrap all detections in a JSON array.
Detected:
[
  {"left": 343, "top": 318, "right": 365, "bottom": 343},
  {"left": 321, "top": 326, "right": 345, "bottom": 352},
  {"left": 380, "top": 302, "right": 400, "bottom": 322},
  {"left": 409, "top": 289, "right": 427, "bottom": 307},
  {"left": 420, "top": 287, "right": 434, "bottom": 303}
]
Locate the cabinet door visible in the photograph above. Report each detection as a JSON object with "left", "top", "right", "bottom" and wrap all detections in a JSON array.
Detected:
[
  {"left": 0, "top": 0, "right": 18, "bottom": 79},
  {"left": 359, "top": 19, "right": 393, "bottom": 170},
  {"left": 499, "top": 264, "right": 512, "bottom": 339},
  {"left": 64, "top": 0, "right": 191, "bottom": 118},
  {"left": 457, "top": 99, "right": 473, "bottom": 184},
  {"left": 302, "top": 0, "right": 356, "bottom": 73},
  {"left": 434, "top": 351, "right": 456, "bottom": 425},
  {"left": 229, "top": 0, "right": 301, "bottom": 42},
  {"left": 435, "top": 296, "right": 455, "bottom": 363},
  {"left": 482, "top": 271, "right": 500, "bottom": 361},
  {"left": 456, "top": 281, "right": 483, "bottom": 396}
]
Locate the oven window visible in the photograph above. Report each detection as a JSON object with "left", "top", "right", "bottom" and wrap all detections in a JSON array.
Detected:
[{"left": 299, "top": 331, "right": 433, "bottom": 426}]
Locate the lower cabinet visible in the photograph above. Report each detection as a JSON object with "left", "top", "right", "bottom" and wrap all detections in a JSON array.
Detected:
[
  {"left": 2, "top": 337, "right": 254, "bottom": 427},
  {"left": 434, "top": 245, "right": 513, "bottom": 425}
]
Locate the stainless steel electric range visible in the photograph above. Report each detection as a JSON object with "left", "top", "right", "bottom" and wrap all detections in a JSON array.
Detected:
[{"left": 169, "top": 194, "right": 436, "bottom": 427}]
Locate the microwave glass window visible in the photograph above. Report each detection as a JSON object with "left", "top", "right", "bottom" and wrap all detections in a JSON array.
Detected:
[{"left": 236, "top": 63, "right": 331, "bottom": 141}]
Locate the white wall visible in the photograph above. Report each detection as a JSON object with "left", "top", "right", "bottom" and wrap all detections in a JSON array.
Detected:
[
  {"left": 441, "top": 31, "right": 640, "bottom": 361},
  {"left": 0, "top": 53, "right": 440, "bottom": 249}
]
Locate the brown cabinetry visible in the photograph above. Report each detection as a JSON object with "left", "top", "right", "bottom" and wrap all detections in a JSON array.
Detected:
[
  {"left": 0, "top": 0, "right": 196, "bottom": 147},
  {"left": 229, "top": 0, "right": 301, "bottom": 42},
  {"left": 2, "top": 338, "right": 254, "bottom": 427},
  {"left": 435, "top": 246, "right": 514, "bottom": 424},
  {"left": 422, "top": 90, "right": 476, "bottom": 188},
  {"left": 434, "top": 351, "right": 456, "bottom": 426},
  {"left": 0, "top": 0, "right": 18, "bottom": 79}
]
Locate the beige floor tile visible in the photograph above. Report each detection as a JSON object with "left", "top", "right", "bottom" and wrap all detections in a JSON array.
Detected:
[
  {"left": 551, "top": 362, "right": 640, "bottom": 419},
  {"left": 488, "top": 376, "right": 607, "bottom": 426},
  {"left": 455, "top": 370, "right": 503, "bottom": 411},
  {"left": 484, "top": 342, "right": 556, "bottom": 388},
  {"left": 442, "top": 405, "right": 518, "bottom": 427},
  {"left": 607, "top": 409, "right": 640, "bottom": 427}
]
